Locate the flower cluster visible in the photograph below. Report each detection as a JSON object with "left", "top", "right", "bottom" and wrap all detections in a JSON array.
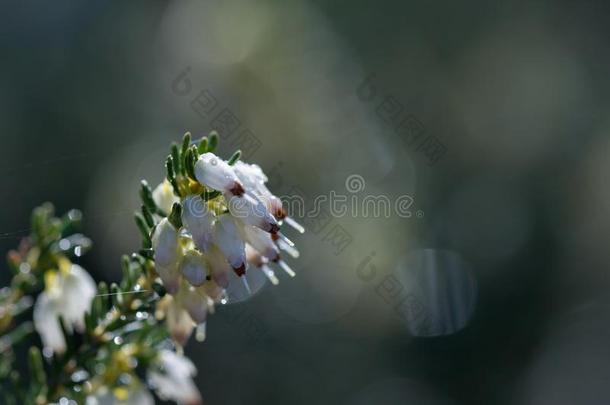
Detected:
[
  {"left": 0, "top": 132, "right": 303, "bottom": 404},
  {"left": 143, "top": 132, "right": 303, "bottom": 345}
]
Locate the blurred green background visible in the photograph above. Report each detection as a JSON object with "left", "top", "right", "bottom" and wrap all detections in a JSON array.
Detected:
[{"left": 2, "top": 0, "right": 610, "bottom": 404}]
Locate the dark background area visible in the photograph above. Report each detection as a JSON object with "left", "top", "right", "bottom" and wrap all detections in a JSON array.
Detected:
[{"left": 2, "top": 1, "right": 610, "bottom": 404}]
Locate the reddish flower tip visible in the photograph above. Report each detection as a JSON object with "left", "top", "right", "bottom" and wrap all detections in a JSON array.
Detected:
[
  {"left": 269, "top": 223, "right": 280, "bottom": 234},
  {"left": 229, "top": 182, "right": 245, "bottom": 196},
  {"left": 233, "top": 263, "right": 246, "bottom": 277}
]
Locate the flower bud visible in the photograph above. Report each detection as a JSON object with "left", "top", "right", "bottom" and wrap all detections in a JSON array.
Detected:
[
  {"left": 152, "top": 218, "right": 181, "bottom": 293},
  {"left": 241, "top": 225, "right": 279, "bottom": 262},
  {"left": 195, "top": 152, "right": 244, "bottom": 195},
  {"left": 206, "top": 245, "right": 231, "bottom": 288},
  {"left": 227, "top": 193, "right": 279, "bottom": 234},
  {"left": 152, "top": 180, "right": 179, "bottom": 215},
  {"left": 212, "top": 215, "right": 246, "bottom": 273},
  {"left": 165, "top": 296, "right": 194, "bottom": 346},
  {"left": 152, "top": 218, "right": 180, "bottom": 268},
  {"left": 177, "top": 285, "right": 208, "bottom": 324},
  {"left": 181, "top": 195, "right": 215, "bottom": 252},
  {"left": 179, "top": 250, "right": 208, "bottom": 287}
]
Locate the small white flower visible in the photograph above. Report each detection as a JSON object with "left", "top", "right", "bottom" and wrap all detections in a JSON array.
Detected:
[
  {"left": 179, "top": 249, "right": 208, "bottom": 287},
  {"left": 33, "top": 264, "right": 96, "bottom": 354},
  {"left": 195, "top": 152, "right": 244, "bottom": 195},
  {"left": 198, "top": 280, "right": 225, "bottom": 306},
  {"left": 181, "top": 195, "right": 215, "bottom": 252},
  {"left": 245, "top": 244, "right": 279, "bottom": 285},
  {"left": 152, "top": 218, "right": 181, "bottom": 294},
  {"left": 164, "top": 295, "right": 194, "bottom": 346},
  {"left": 148, "top": 350, "right": 202, "bottom": 405},
  {"left": 227, "top": 193, "right": 279, "bottom": 234},
  {"left": 241, "top": 224, "right": 279, "bottom": 262},
  {"left": 233, "top": 161, "right": 285, "bottom": 217},
  {"left": 206, "top": 245, "right": 231, "bottom": 288},
  {"left": 152, "top": 180, "right": 179, "bottom": 215},
  {"left": 212, "top": 215, "right": 246, "bottom": 275},
  {"left": 176, "top": 284, "right": 209, "bottom": 324}
]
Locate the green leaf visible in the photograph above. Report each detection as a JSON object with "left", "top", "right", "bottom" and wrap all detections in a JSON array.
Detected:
[
  {"left": 28, "top": 346, "right": 46, "bottom": 388},
  {"left": 198, "top": 136, "right": 208, "bottom": 154},
  {"left": 139, "top": 180, "right": 157, "bottom": 212},
  {"left": 168, "top": 202, "right": 183, "bottom": 229},
  {"left": 110, "top": 283, "right": 123, "bottom": 308},
  {"left": 165, "top": 156, "right": 181, "bottom": 196},
  {"left": 134, "top": 213, "right": 151, "bottom": 248},
  {"left": 208, "top": 131, "right": 219, "bottom": 152},
  {"left": 141, "top": 205, "right": 155, "bottom": 228},
  {"left": 97, "top": 282, "right": 109, "bottom": 312},
  {"left": 181, "top": 132, "right": 192, "bottom": 173},
  {"left": 228, "top": 149, "right": 241, "bottom": 165},
  {"left": 171, "top": 142, "right": 181, "bottom": 174},
  {"left": 185, "top": 146, "right": 198, "bottom": 180}
]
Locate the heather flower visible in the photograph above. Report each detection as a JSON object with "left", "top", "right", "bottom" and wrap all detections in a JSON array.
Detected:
[
  {"left": 179, "top": 249, "right": 208, "bottom": 287},
  {"left": 212, "top": 214, "right": 247, "bottom": 274},
  {"left": 151, "top": 217, "right": 181, "bottom": 294},
  {"left": 148, "top": 133, "right": 303, "bottom": 344},
  {"left": 152, "top": 180, "right": 179, "bottom": 215},
  {"left": 33, "top": 263, "right": 96, "bottom": 354},
  {"left": 227, "top": 192, "right": 280, "bottom": 234},
  {"left": 194, "top": 152, "right": 244, "bottom": 195},
  {"left": 148, "top": 350, "right": 202, "bottom": 405},
  {"left": 181, "top": 195, "right": 215, "bottom": 252},
  {"left": 0, "top": 133, "right": 303, "bottom": 404}
]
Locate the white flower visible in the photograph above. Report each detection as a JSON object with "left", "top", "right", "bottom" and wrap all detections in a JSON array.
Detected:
[
  {"left": 152, "top": 218, "right": 181, "bottom": 294},
  {"left": 152, "top": 180, "right": 179, "bottom": 215},
  {"left": 233, "top": 161, "right": 285, "bottom": 218},
  {"left": 199, "top": 280, "right": 225, "bottom": 305},
  {"left": 245, "top": 244, "right": 279, "bottom": 285},
  {"left": 212, "top": 215, "right": 246, "bottom": 275},
  {"left": 195, "top": 152, "right": 244, "bottom": 195},
  {"left": 181, "top": 195, "right": 215, "bottom": 252},
  {"left": 148, "top": 350, "right": 202, "bottom": 405},
  {"left": 206, "top": 245, "right": 231, "bottom": 288},
  {"left": 179, "top": 249, "right": 208, "bottom": 287},
  {"left": 164, "top": 295, "right": 194, "bottom": 346},
  {"left": 176, "top": 284, "right": 209, "bottom": 324},
  {"left": 240, "top": 224, "right": 279, "bottom": 262},
  {"left": 233, "top": 161, "right": 305, "bottom": 234},
  {"left": 86, "top": 384, "right": 154, "bottom": 405},
  {"left": 33, "top": 264, "right": 96, "bottom": 354},
  {"left": 226, "top": 193, "right": 279, "bottom": 234}
]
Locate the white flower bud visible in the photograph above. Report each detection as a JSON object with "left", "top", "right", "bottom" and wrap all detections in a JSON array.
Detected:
[
  {"left": 181, "top": 195, "right": 215, "bottom": 252},
  {"left": 199, "top": 281, "right": 225, "bottom": 304},
  {"left": 152, "top": 180, "right": 179, "bottom": 215},
  {"left": 148, "top": 350, "right": 202, "bottom": 405},
  {"left": 152, "top": 218, "right": 182, "bottom": 293},
  {"left": 227, "top": 193, "right": 279, "bottom": 234},
  {"left": 212, "top": 215, "right": 246, "bottom": 275},
  {"left": 176, "top": 285, "right": 208, "bottom": 324},
  {"left": 234, "top": 161, "right": 286, "bottom": 218},
  {"left": 179, "top": 250, "right": 208, "bottom": 287},
  {"left": 206, "top": 245, "right": 231, "bottom": 288},
  {"left": 152, "top": 218, "right": 180, "bottom": 268},
  {"left": 165, "top": 296, "right": 194, "bottom": 346},
  {"left": 233, "top": 161, "right": 267, "bottom": 188},
  {"left": 194, "top": 152, "right": 244, "bottom": 195},
  {"left": 33, "top": 264, "right": 96, "bottom": 354},
  {"left": 241, "top": 224, "right": 279, "bottom": 262}
]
